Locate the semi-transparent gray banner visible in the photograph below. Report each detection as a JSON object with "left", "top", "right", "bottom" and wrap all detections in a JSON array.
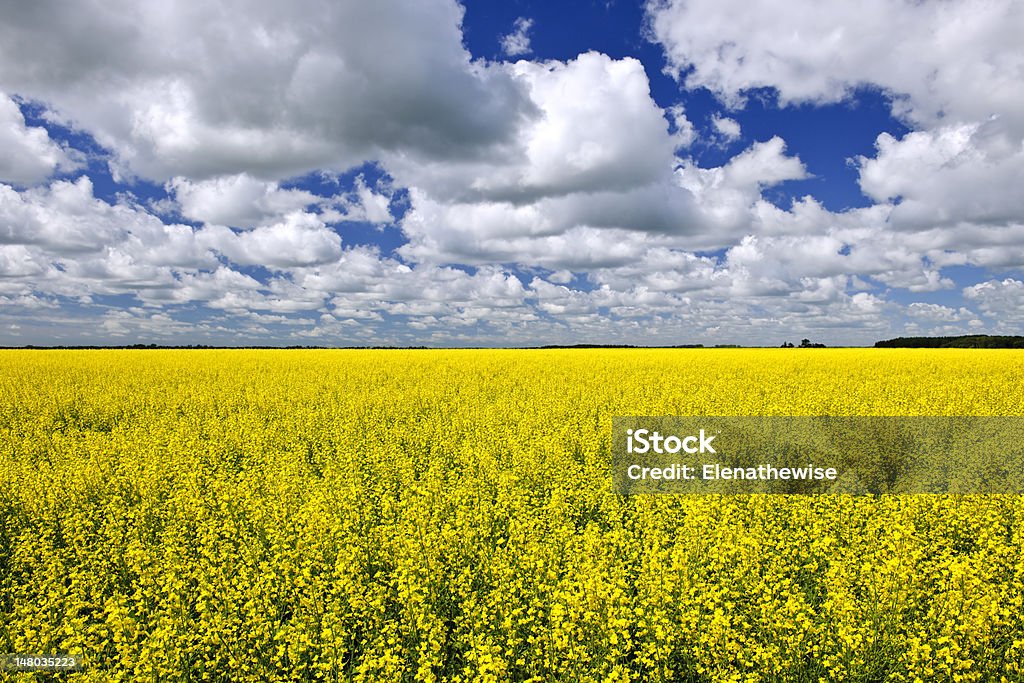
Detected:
[{"left": 612, "top": 416, "right": 1024, "bottom": 494}]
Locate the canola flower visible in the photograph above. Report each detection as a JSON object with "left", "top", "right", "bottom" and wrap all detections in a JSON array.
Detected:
[{"left": 1, "top": 348, "right": 1023, "bottom": 682}]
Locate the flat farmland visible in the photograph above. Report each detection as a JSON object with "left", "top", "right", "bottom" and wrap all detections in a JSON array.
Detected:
[{"left": 2, "top": 349, "right": 1023, "bottom": 681}]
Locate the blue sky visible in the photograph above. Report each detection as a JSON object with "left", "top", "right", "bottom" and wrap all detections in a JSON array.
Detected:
[{"left": 1, "top": 0, "right": 1022, "bottom": 346}]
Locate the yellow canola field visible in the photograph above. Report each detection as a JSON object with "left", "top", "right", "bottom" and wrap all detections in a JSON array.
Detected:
[{"left": 1, "top": 349, "right": 1024, "bottom": 682}]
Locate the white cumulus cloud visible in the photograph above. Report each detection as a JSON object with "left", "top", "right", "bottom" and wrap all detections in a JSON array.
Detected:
[
  {"left": 501, "top": 17, "right": 534, "bottom": 58},
  {"left": 0, "top": 93, "right": 77, "bottom": 186},
  {"left": 0, "top": 0, "right": 534, "bottom": 182}
]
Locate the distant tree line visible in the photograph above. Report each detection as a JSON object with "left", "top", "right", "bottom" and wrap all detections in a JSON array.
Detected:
[
  {"left": 874, "top": 335, "right": 1024, "bottom": 349},
  {"left": 781, "top": 339, "right": 827, "bottom": 348}
]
